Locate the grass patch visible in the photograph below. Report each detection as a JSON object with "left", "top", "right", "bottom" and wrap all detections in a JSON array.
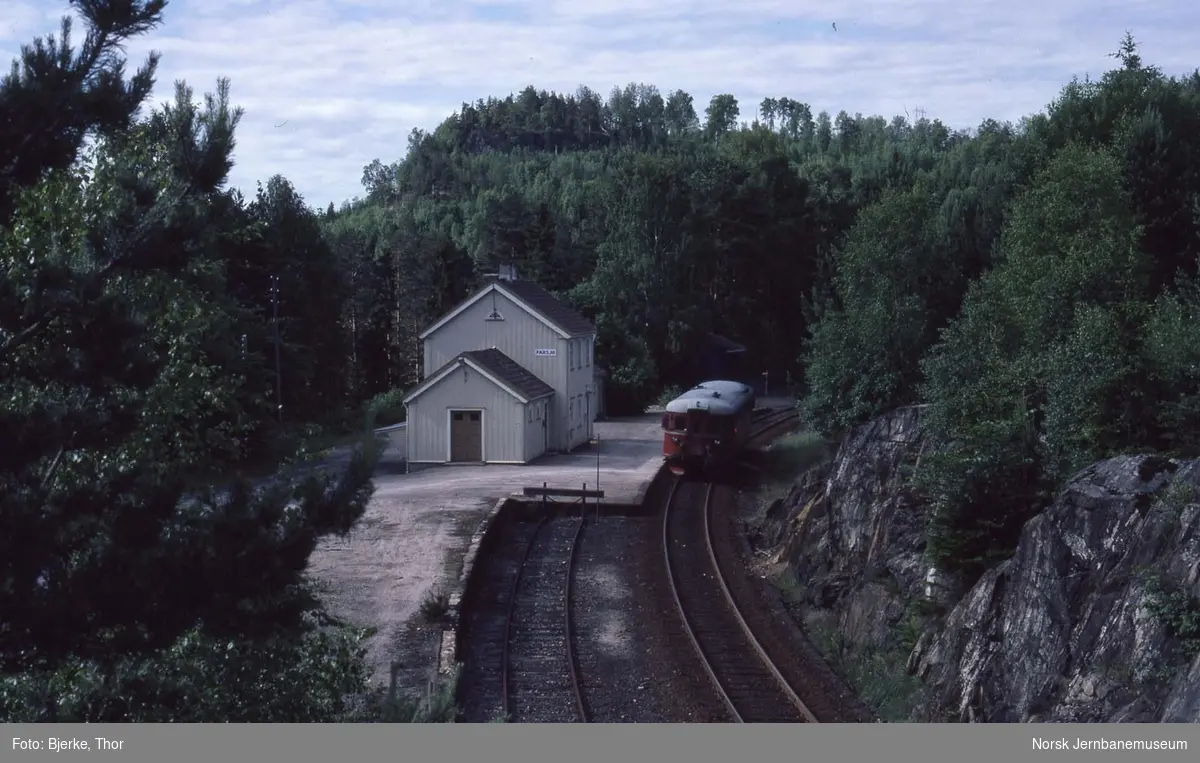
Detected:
[
  {"left": 419, "top": 586, "right": 451, "bottom": 624},
  {"left": 1155, "top": 479, "right": 1200, "bottom": 517},
  {"left": 369, "top": 664, "right": 461, "bottom": 722},
  {"left": 754, "top": 430, "right": 832, "bottom": 507},
  {"left": 762, "top": 431, "right": 831, "bottom": 480},
  {"left": 772, "top": 566, "right": 806, "bottom": 605},
  {"left": 806, "top": 611, "right": 929, "bottom": 722}
]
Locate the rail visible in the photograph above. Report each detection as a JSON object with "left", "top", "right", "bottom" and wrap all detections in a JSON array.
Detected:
[
  {"left": 500, "top": 510, "right": 590, "bottom": 722},
  {"left": 565, "top": 509, "right": 588, "bottom": 721},
  {"left": 661, "top": 475, "right": 816, "bottom": 723},
  {"left": 661, "top": 478, "right": 739, "bottom": 721},
  {"left": 500, "top": 514, "right": 547, "bottom": 720},
  {"left": 749, "top": 408, "right": 800, "bottom": 441}
]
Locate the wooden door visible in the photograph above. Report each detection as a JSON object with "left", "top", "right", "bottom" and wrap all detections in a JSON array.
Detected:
[{"left": 450, "top": 410, "right": 482, "bottom": 462}]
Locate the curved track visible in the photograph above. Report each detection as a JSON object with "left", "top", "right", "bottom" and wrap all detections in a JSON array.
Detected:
[
  {"left": 751, "top": 408, "right": 801, "bottom": 438},
  {"left": 661, "top": 408, "right": 816, "bottom": 723},
  {"left": 500, "top": 512, "right": 590, "bottom": 723}
]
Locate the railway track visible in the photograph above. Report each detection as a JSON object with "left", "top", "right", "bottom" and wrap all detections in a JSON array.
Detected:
[
  {"left": 751, "top": 407, "right": 800, "bottom": 438},
  {"left": 500, "top": 511, "right": 590, "bottom": 723},
  {"left": 661, "top": 407, "right": 816, "bottom": 723}
]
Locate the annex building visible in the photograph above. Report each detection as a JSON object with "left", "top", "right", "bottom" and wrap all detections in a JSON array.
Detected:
[{"left": 403, "top": 266, "right": 601, "bottom": 465}]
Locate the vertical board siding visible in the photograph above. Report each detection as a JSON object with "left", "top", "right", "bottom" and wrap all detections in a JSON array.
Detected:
[
  {"left": 421, "top": 285, "right": 597, "bottom": 455},
  {"left": 405, "top": 363, "right": 526, "bottom": 463},
  {"left": 424, "top": 289, "right": 569, "bottom": 450},
  {"left": 559, "top": 334, "right": 598, "bottom": 452},
  {"left": 523, "top": 396, "right": 552, "bottom": 461}
]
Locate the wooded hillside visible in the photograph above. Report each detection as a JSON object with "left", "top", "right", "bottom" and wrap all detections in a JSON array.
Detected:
[{"left": 4, "top": 0, "right": 1200, "bottom": 719}]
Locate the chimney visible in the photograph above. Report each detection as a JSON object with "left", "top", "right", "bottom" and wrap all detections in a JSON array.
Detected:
[{"left": 497, "top": 263, "right": 517, "bottom": 282}]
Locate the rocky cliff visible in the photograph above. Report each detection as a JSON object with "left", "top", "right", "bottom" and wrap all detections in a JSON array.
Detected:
[{"left": 750, "top": 405, "right": 1200, "bottom": 722}]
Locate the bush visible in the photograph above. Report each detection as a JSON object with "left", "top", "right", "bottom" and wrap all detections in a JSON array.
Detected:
[
  {"left": 361, "top": 664, "right": 461, "bottom": 723},
  {"left": 655, "top": 385, "right": 683, "bottom": 407},
  {"left": 365, "top": 388, "right": 407, "bottom": 429},
  {"left": 0, "top": 614, "right": 376, "bottom": 722},
  {"left": 761, "top": 431, "right": 831, "bottom": 481},
  {"left": 1142, "top": 573, "right": 1200, "bottom": 662},
  {"left": 419, "top": 586, "right": 451, "bottom": 624}
]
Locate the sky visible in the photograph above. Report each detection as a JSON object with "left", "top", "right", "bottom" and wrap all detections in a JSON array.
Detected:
[{"left": 3, "top": 1, "right": 1198, "bottom": 210}]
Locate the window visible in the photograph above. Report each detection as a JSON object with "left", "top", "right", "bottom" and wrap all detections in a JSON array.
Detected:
[
  {"left": 569, "top": 341, "right": 576, "bottom": 369},
  {"left": 528, "top": 407, "right": 533, "bottom": 423},
  {"left": 469, "top": 412, "right": 480, "bottom": 422},
  {"left": 453, "top": 412, "right": 463, "bottom": 421}
]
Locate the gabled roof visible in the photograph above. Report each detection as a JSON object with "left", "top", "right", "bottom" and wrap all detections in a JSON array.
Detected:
[
  {"left": 461, "top": 348, "right": 555, "bottom": 402},
  {"left": 403, "top": 347, "right": 555, "bottom": 406},
  {"left": 418, "top": 278, "right": 595, "bottom": 341},
  {"left": 498, "top": 279, "right": 596, "bottom": 337}
]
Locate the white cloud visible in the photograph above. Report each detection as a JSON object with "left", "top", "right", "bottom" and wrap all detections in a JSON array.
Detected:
[{"left": 2, "top": 0, "right": 1197, "bottom": 208}]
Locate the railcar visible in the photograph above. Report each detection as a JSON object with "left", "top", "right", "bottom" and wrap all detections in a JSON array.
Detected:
[{"left": 661, "top": 380, "right": 756, "bottom": 477}]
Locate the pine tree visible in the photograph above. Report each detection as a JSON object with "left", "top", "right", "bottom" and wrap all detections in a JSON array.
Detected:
[{"left": 1, "top": 1, "right": 379, "bottom": 718}]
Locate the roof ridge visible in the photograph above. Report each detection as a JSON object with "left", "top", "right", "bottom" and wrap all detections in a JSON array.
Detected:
[{"left": 494, "top": 278, "right": 595, "bottom": 337}]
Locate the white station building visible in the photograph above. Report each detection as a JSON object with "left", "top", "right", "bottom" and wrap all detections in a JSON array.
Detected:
[{"left": 403, "top": 266, "right": 602, "bottom": 464}]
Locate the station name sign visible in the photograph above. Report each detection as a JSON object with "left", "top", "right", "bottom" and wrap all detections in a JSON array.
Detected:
[{"left": 534, "top": 348, "right": 557, "bottom": 357}]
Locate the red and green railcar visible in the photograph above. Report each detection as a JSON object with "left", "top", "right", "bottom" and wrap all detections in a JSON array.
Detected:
[{"left": 661, "top": 380, "right": 756, "bottom": 477}]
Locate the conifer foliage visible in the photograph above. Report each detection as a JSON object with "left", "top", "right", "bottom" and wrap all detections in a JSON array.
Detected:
[{"left": 1, "top": 1, "right": 379, "bottom": 720}]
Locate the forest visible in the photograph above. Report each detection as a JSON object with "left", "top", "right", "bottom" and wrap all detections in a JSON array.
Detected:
[{"left": 4, "top": 0, "right": 1200, "bottom": 720}]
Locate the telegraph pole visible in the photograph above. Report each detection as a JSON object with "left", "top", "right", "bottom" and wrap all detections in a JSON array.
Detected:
[
  {"left": 271, "top": 275, "right": 282, "bottom": 425},
  {"left": 239, "top": 333, "right": 248, "bottom": 432}
]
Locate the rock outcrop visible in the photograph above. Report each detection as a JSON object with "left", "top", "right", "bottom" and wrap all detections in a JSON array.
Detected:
[
  {"left": 754, "top": 405, "right": 1200, "bottom": 722},
  {"left": 755, "top": 405, "right": 933, "bottom": 650},
  {"left": 912, "top": 455, "right": 1200, "bottom": 722}
]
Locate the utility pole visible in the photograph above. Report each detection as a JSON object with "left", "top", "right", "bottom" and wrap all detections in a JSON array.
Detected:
[
  {"left": 239, "top": 333, "right": 247, "bottom": 432},
  {"left": 271, "top": 275, "right": 282, "bottom": 425}
]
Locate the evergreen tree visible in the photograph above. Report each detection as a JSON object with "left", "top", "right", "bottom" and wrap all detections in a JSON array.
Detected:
[{"left": 1, "top": 1, "right": 379, "bottom": 719}]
